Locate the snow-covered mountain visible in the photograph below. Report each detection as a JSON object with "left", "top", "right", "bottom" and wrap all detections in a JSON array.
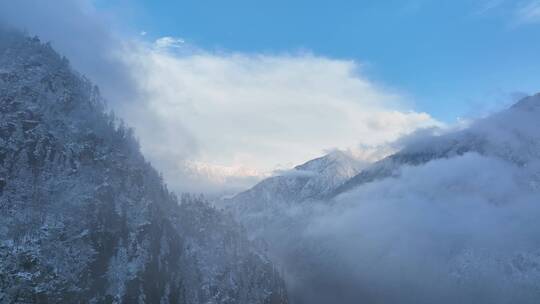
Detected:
[
  {"left": 0, "top": 29, "right": 288, "bottom": 304},
  {"left": 225, "top": 93, "right": 540, "bottom": 304},
  {"left": 224, "top": 150, "right": 365, "bottom": 214}
]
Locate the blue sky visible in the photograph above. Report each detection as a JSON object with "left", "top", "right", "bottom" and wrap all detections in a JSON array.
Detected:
[{"left": 97, "top": 0, "right": 540, "bottom": 122}]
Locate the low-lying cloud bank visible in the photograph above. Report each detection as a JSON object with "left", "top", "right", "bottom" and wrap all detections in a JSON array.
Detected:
[{"left": 294, "top": 154, "right": 540, "bottom": 303}]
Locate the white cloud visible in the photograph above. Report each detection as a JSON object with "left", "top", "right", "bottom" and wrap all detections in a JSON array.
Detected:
[
  {"left": 118, "top": 41, "right": 440, "bottom": 195},
  {"left": 154, "top": 36, "right": 185, "bottom": 49}
]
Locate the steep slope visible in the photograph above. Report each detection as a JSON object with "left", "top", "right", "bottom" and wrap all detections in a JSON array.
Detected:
[{"left": 0, "top": 29, "right": 287, "bottom": 304}]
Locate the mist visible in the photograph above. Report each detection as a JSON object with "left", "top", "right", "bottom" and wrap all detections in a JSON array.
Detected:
[{"left": 292, "top": 155, "right": 539, "bottom": 303}]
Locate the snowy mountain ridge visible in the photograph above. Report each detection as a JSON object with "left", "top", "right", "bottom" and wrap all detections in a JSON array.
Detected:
[{"left": 223, "top": 150, "right": 366, "bottom": 216}]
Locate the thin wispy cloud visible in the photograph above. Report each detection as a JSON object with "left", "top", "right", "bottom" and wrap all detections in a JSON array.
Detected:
[
  {"left": 154, "top": 36, "right": 186, "bottom": 49},
  {"left": 515, "top": 1, "right": 540, "bottom": 24},
  {"left": 475, "top": 0, "right": 506, "bottom": 15},
  {"left": 475, "top": 0, "right": 540, "bottom": 26}
]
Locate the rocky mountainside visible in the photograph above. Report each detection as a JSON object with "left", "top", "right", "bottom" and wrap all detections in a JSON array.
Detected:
[{"left": 0, "top": 29, "right": 288, "bottom": 304}]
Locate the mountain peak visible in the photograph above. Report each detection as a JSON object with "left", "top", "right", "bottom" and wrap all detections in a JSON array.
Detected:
[{"left": 294, "top": 150, "right": 362, "bottom": 175}]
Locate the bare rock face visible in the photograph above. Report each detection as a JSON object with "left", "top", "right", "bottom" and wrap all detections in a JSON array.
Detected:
[{"left": 0, "top": 29, "right": 288, "bottom": 304}]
